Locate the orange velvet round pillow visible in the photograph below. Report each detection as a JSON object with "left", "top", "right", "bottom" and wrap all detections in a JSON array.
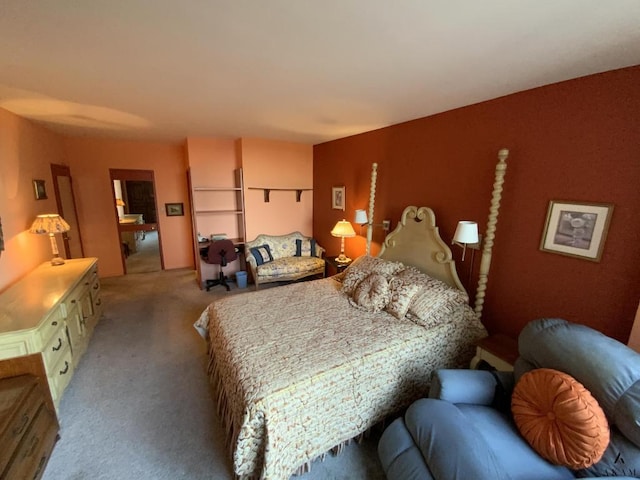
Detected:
[{"left": 511, "top": 368, "right": 610, "bottom": 469}]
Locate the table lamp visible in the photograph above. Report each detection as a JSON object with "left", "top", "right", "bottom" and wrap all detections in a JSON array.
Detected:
[
  {"left": 331, "top": 219, "right": 356, "bottom": 263},
  {"left": 30, "top": 214, "right": 71, "bottom": 266}
]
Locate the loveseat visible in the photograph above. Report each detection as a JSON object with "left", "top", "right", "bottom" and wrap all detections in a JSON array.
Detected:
[
  {"left": 245, "top": 231, "right": 325, "bottom": 289},
  {"left": 378, "top": 318, "right": 640, "bottom": 480}
]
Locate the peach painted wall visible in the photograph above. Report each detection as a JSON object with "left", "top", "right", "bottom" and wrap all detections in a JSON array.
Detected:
[
  {"left": 239, "top": 138, "right": 313, "bottom": 241},
  {"left": 63, "top": 138, "right": 192, "bottom": 277},
  {"left": 185, "top": 137, "right": 241, "bottom": 280},
  {"left": 314, "top": 66, "right": 640, "bottom": 343},
  {"left": 0, "top": 108, "right": 67, "bottom": 291}
]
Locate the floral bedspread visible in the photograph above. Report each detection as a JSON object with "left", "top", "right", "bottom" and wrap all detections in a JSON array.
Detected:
[{"left": 195, "top": 277, "right": 486, "bottom": 480}]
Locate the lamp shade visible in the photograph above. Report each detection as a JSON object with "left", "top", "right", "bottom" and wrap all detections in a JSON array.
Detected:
[
  {"left": 29, "top": 214, "right": 70, "bottom": 235},
  {"left": 331, "top": 220, "right": 356, "bottom": 238},
  {"left": 354, "top": 210, "right": 368, "bottom": 225},
  {"left": 453, "top": 221, "right": 478, "bottom": 244}
]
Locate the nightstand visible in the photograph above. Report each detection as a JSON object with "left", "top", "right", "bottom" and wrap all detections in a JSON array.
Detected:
[
  {"left": 325, "top": 256, "right": 352, "bottom": 276},
  {"left": 470, "top": 334, "right": 518, "bottom": 371}
]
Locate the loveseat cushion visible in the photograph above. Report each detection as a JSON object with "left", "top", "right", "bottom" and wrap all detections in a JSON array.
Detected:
[
  {"left": 255, "top": 256, "right": 324, "bottom": 279},
  {"left": 518, "top": 318, "right": 640, "bottom": 449}
]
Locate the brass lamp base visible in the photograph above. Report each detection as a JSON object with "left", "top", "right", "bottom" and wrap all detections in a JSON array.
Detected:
[
  {"left": 336, "top": 253, "right": 351, "bottom": 263},
  {"left": 50, "top": 255, "right": 66, "bottom": 266}
]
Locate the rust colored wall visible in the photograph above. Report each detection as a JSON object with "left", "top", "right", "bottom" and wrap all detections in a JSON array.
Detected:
[
  {"left": 63, "top": 137, "right": 192, "bottom": 277},
  {"left": 313, "top": 66, "right": 640, "bottom": 342}
]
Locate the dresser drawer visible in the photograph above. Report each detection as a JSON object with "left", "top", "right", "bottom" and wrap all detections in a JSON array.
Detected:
[
  {"left": 35, "top": 308, "right": 65, "bottom": 348},
  {"left": 0, "top": 376, "right": 44, "bottom": 474},
  {"left": 47, "top": 350, "right": 73, "bottom": 406},
  {"left": 41, "top": 331, "right": 70, "bottom": 372},
  {"left": 2, "top": 404, "right": 58, "bottom": 480}
]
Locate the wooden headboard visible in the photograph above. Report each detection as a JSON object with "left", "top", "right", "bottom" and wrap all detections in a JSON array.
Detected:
[
  {"left": 378, "top": 206, "right": 464, "bottom": 292},
  {"left": 369, "top": 148, "right": 510, "bottom": 319}
]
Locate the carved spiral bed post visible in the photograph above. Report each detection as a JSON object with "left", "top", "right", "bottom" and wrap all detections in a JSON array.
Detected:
[
  {"left": 366, "top": 162, "right": 378, "bottom": 256},
  {"left": 474, "top": 149, "right": 509, "bottom": 319}
]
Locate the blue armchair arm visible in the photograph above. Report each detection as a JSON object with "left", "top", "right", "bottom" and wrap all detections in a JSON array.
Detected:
[{"left": 429, "top": 369, "right": 514, "bottom": 405}]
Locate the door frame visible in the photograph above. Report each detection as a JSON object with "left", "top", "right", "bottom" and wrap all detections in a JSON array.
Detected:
[
  {"left": 50, "top": 164, "right": 84, "bottom": 259},
  {"left": 109, "top": 168, "right": 164, "bottom": 274}
]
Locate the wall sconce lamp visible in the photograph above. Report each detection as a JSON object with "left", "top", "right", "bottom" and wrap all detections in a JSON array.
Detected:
[
  {"left": 29, "top": 214, "right": 71, "bottom": 266},
  {"left": 115, "top": 198, "right": 125, "bottom": 207},
  {"left": 452, "top": 221, "right": 481, "bottom": 261},
  {"left": 331, "top": 219, "right": 356, "bottom": 263},
  {"left": 354, "top": 210, "right": 391, "bottom": 233}
]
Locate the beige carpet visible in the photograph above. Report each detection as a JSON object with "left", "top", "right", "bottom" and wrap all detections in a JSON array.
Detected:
[{"left": 42, "top": 268, "right": 385, "bottom": 480}]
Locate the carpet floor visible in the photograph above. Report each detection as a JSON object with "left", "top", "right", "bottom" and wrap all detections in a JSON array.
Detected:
[{"left": 42, "top": 268, "right": 385, "bottom": 480}]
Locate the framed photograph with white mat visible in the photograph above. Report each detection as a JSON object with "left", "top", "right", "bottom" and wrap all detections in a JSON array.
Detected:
[{"left": 540, "top": 200, "right": 613, "bottom": 262}]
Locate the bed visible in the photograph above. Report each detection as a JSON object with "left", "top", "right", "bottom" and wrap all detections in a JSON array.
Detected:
[{"left": 195, "top": 149, "right": 510, "bottom": 480}]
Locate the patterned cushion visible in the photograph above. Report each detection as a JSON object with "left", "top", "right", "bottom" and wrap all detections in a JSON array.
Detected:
[
  {"left": 386, "top": 277, "right": 423, "bottom": 319},
  {"left": 295, "top": 238, "right": 317, "bottom": 257},
  {"left": 250, "top": 245, "right": 273, "bottom": 265},
  {"left": 349, "top": 272, "right": 391, "bottom": 313},
  {"left": 341, "top": 256, "right": 404, "bottom": 296},
  {"left": 512, "top": 368, "right": 610, "bottom": 469},
  {"left": 256, "top": 257, "right": 324, "bottom": 278},
  {"left": 395, "top": 267, "right": 469, "bottom": 329}
]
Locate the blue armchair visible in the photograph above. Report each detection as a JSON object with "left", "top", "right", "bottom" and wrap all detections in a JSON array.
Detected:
[{"left": 378, "top": 318, "right": 640, "bottom": 480}]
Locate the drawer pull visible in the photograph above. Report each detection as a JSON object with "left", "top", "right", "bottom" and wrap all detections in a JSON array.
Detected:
[
  {"left": 23, "top": 434, "right": 40, "bottom": 459},
  {"left": 52, "top": 338, "right": 63, "bottom": 351},
  {"left": 12, "top": 413, "right": 29, "bottom": 436},
  {"left": 96, "top": 299, "right": 102, "bottom": 306},
  {"left": 71, "top": 299, "right": 77, "bottom": 304},
  {"left": 33, "top": 455, "right": 48, "bottom": 479},
  {"left": 93, "top": 283, "right": 99, "bottom": 290},
  {"left": 51, "top": 320, "right": 58, "bottom": 326},
  {"left": 85, "top": 280, "right": 90, "bottom": 286},
  {"left": 59, "top": 361, "right": 70, "bottom": 375}
]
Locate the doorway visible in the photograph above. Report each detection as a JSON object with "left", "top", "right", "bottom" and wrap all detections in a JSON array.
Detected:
[
  {"left": 51, "top": 164, "right": 84, "bottom": 259},
  {"left": 109, "top": 169, "right": 164, "bottom": 274}
]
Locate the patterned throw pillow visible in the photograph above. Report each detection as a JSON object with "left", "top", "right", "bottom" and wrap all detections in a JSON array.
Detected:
[
  {"left": 394, "top": 267, "right": 469, "bottom": 328},
  {"left": 341, "top": 256, "right": 404, "bottom": 296},
  {"left": 386, "top": 277, "right": 423, "bottom": 319},
  {"left": 295, "top": 238, "right": 317, "bottom": 257},
  {"left": 349, "top": 272, "right": 391, "bottom": 313},
  {"left": 512, "top": 368, "right": 610, "bottom": 469},
  {"left": 249, "top": 244, "right": 273, "bottom": 265}
]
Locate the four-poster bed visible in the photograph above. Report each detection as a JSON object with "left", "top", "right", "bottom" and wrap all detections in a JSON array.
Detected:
[{"left": 195, "top": 149, "right": 510, "bottom": 479}]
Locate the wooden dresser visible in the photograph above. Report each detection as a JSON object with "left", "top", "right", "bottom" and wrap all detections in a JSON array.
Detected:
[
  {"left": 0, "top": 258, "right": 102, "bottom": 410},
  {"left": 0, "top": 354, "right": 59, "bottom": 480}
]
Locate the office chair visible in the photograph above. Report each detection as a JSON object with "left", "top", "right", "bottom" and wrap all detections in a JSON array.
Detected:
[{"left": 201, "top": 239, "right": 238, "bottom": 291}]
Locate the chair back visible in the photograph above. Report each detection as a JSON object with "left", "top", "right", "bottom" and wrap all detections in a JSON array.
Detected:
[{"left": 203, "top": 239, "right": 238, "bottom": 266}]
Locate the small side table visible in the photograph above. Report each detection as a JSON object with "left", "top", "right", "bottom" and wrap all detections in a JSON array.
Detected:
[
  {"left": 325, "top": 255, "right": 352, "bottom": 276},
  {"left": 470, "top": 334, "right": 519, "bottom": 371}
]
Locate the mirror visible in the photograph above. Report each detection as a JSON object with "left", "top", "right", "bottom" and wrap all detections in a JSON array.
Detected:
[
  {"left": 51, "top": 164, "right": 84, "bottom": 259},
  {"left": 110, "top": 169, "right": 163, "bottom": 274}
]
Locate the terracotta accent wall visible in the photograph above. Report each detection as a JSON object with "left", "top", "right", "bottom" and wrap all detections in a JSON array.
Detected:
[
  {"left": 0, "top": 108, "right": 66, "bottom": 291},
  {"left": 239, "top": 138, "right": 313, "bottom": 241},
  {"left": 63, "top": 137, "right": 192, "bottom": 277},
  {"left": 313, "top": 66, "right": 640, "bottom": 342}
]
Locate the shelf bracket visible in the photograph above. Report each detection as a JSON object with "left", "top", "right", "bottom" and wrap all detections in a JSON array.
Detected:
[
  {"left": 296, "top": 190, "right": 303, "bottom": 202},
  {"left": 263, "top": 189, "right": 271, "bottom": 202}
]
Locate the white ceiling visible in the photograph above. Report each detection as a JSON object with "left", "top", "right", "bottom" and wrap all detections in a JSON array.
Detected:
[{"left": 1, "top": 1, "right": 639, "bottom": 145}]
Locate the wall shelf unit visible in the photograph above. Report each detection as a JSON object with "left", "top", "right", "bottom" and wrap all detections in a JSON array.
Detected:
[
  {"left": 188, "top": 168, "right": 246, "bottom": 289},
  {"left": 248, "top": 187, "right": 312, "bottom": 203}
]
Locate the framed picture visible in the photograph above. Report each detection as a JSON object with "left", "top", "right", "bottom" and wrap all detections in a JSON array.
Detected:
[
  {"left": 33, "top": 179, "right": 47, "bottom": 200},
  {"left": 165, "top": 202, "right": 184, "bottom": 217},
  {"left": 332, "top": 186, "right": 345, "bottom": 211},
  {"left": 540, "top": 200, "right": 613, "bottom": 262}
]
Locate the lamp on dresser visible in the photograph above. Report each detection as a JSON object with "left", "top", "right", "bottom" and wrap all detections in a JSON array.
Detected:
[{"left": 29, "top": 214, "right": 70, "bottom": 266}]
